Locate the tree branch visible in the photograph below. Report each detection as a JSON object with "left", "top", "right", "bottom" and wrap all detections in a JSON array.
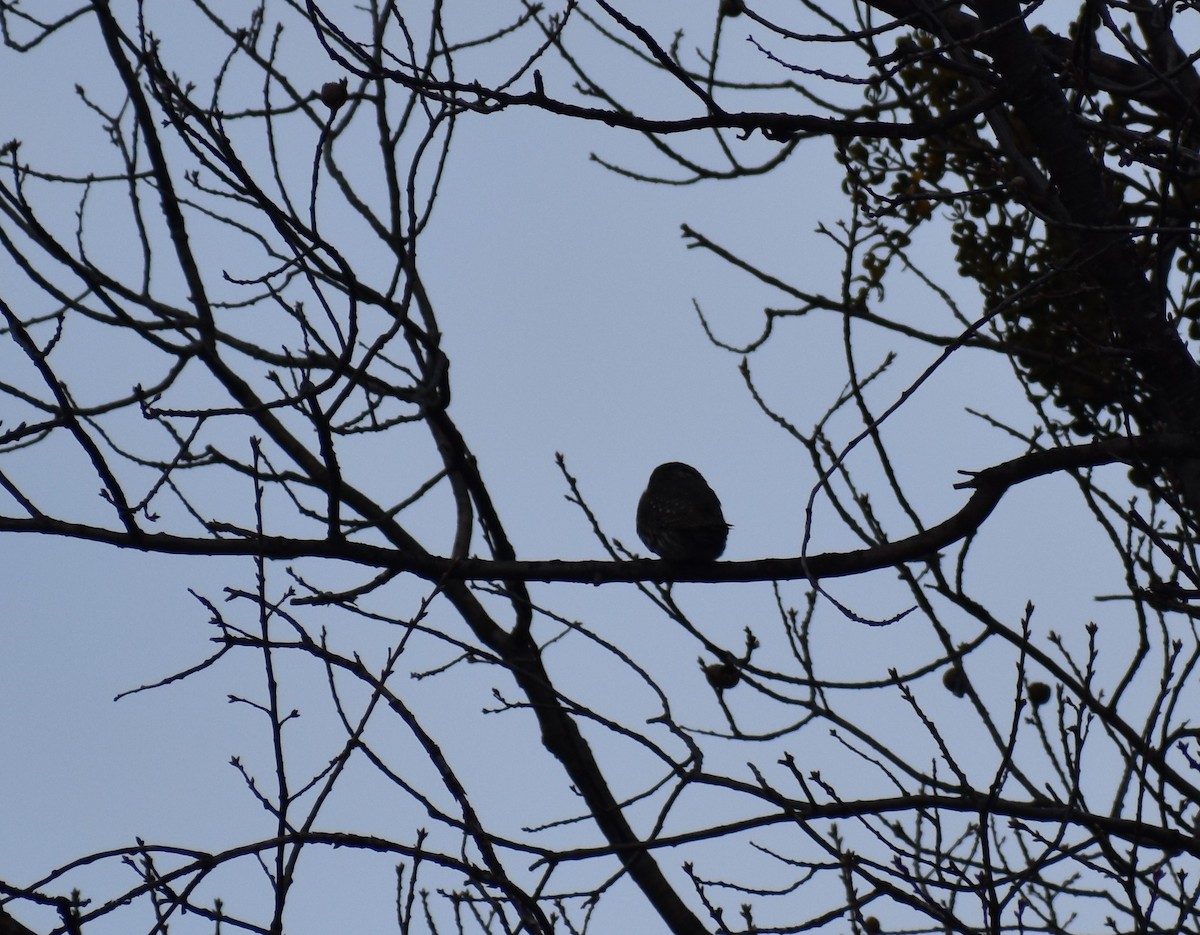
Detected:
[{"left": 3, "top": 436, "right": 1189, "bottom": 584}]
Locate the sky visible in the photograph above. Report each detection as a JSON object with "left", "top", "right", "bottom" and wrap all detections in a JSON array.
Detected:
[{"left": 0, "top": 3, "right": 1181, "bottom": 934}]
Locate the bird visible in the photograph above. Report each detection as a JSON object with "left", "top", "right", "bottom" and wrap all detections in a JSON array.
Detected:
[{"left": 636, "top": 462, "right": 730, "bottom": 561}]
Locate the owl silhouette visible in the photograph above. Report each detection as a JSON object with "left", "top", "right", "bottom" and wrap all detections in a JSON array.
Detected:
[{"left": 636, "top": 462, "right": 729, "bottom": 561}]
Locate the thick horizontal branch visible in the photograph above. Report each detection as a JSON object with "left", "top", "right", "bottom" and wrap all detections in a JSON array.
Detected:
[
  {"left": 311, "top": 14, "right": 997, "bottom": 142},
  {"left": 550, "top": 785, "right": 1200, "bottom": 864},
  {"left": 497, "top": 87, "right": 999, "bottom": 141},
  {"left": 1, "top": 436, "right": 1188, "bottom": 584}
]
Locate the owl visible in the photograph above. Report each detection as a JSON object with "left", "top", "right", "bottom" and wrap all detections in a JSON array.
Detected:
[{"left": 636, "top": 462, "right": 729, "bottom": 561}]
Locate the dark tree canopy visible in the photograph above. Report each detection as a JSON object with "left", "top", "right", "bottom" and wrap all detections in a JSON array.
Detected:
[{"left": 3, "top": 2, "right": 1200, "bottom": 935}]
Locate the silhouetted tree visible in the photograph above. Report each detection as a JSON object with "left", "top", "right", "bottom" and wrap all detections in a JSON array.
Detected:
[{"left": 3, "top": 2, "right": 1200, "bottom": 934}]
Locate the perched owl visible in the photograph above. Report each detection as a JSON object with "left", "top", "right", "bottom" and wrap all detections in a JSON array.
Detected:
[{"left": 636, "top": 462, "right": 729, "bottom": 561}]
